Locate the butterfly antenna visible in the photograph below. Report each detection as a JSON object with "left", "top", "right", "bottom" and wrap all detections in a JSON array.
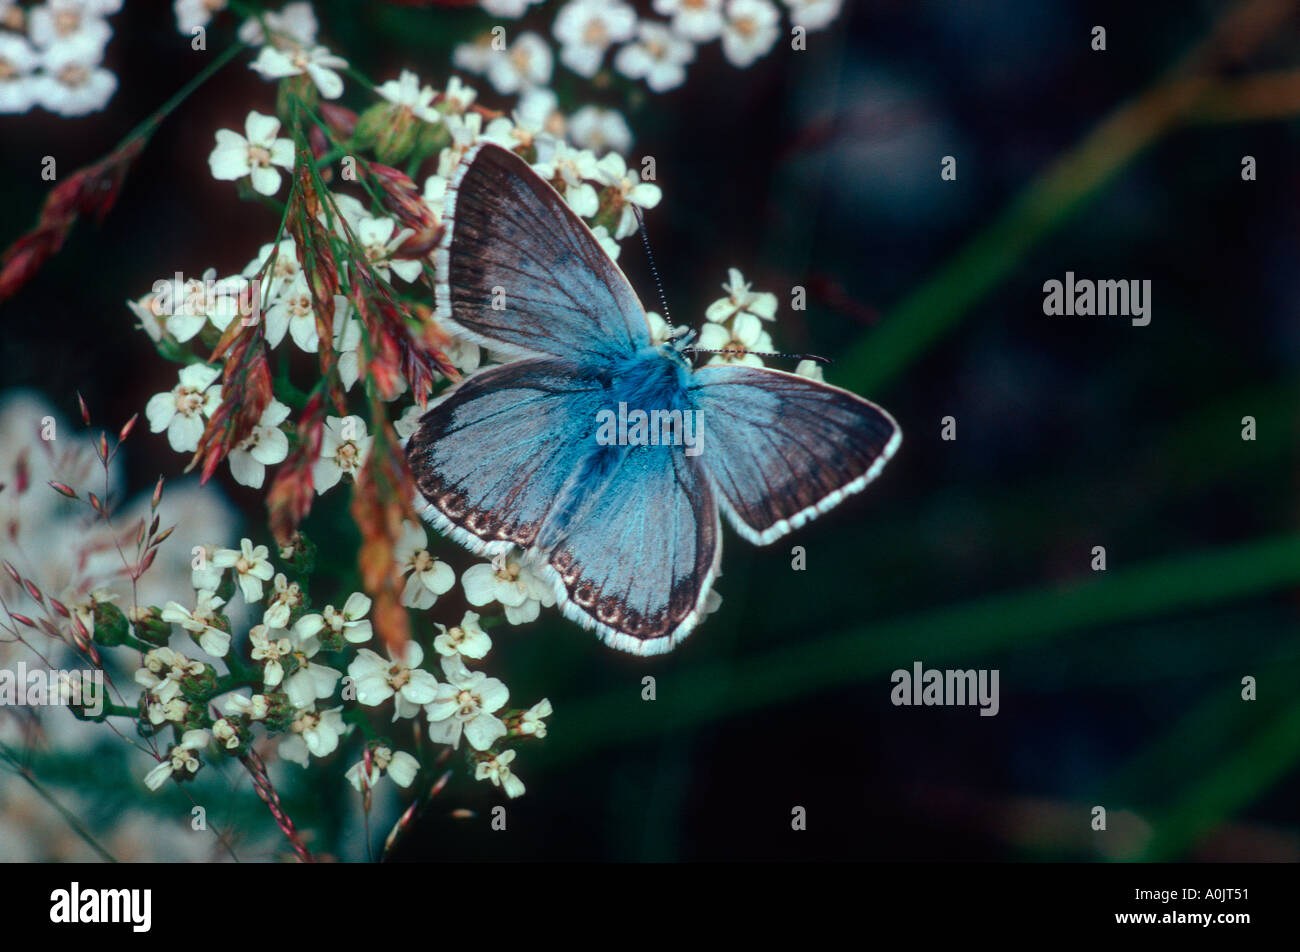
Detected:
[{"left": 633, "top": 206, "right": 675, "bottom": 331}]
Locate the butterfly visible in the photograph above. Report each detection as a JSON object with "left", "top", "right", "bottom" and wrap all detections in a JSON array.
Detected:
[{"left": 406, "top": 143, "right": 901, "bottom": 656}]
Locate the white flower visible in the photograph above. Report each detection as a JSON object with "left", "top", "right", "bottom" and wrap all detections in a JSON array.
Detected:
[
  {"left": 249, "top": 622, "right": 293, "bottom": 688},
  {"left": 358, "top": 216, "right": 421, "bottom": 283},
  {"left": 212, "top": 716, "right": 241, "bottom": 749},
  {"left": 395, "top": 522, "right": 455, "bottom": 609},
  {"left": 519, "top": 698, "right": 553, "bottom": 737},
  {"left": 646, "top": 310, "right": 672, "bottom": 345},
  {"left": 224, "top": 692, "right": 270, "bottom": 720},
  {"left": 705, "top": 267, "right": 777, "bottom": 323},
  {"left": 346, "top": 746, "right": 419, "bottom": 791},
  {"left": 208, "top": 110, "right": 295, "bottom": 196},
  {"left": 781, "top": 0, "right": 842, "bottom": 31},
  {"left": 424, "top": 660, "right": 509, "bottom": 751},
  {"left": 794, "top": 358, "right": 825, "bottom": 382},
  {"left": 29, "top": 0, "right": 113, "bottom": 53},
  {"left": 262, "top": 572, "right": 304, "bottom": 628},
  {"left": 191, "top": 543, "right": 224, "bottom": 591},
  {"left": 0, "top": 33, "right": 40, "bottom": 114},
  {"left": 435, "top": 111, "right": 484, "bottom": 178},
  {"left": 228, "top": 399, "right": 290, "bottom": 488},
  {"left": 161, "top": 590, "right": 229, "bottom": 658},
  {"left": 282, "top": 617, "right": 343, "bottom": 709},
  {"left": 552, "top": 0, "right": 635, "bottom": 78},
  {"left": 652, "top": 0, "right": 725, "bottom": 42},
  {"left": 348, "top": 642, "right": 439, "bottom": 720},
  {"left": 294, "top": 591, "right": 373, "bottom": 645},
  {"left": 134, "top": 647, "right": 204, "bottom": 704},
  {"left": 475, "top": 749, "right": 526, "bottom": 798},
  {"left": 377, "top": 68, "right": 439, "bottom": 122},
  {"left": 721, "top": 0, "right": 780, "bottom": 68},
  {"left": 614, "top": 21, "right": 694, "bottom": 92},
  {"left": 594, "top": 151, "right": 661, "bottom": 239},
  {"left": 243, "top": 238, "right": 300, "bottom": 293},
  {"left": 237, "top": 0, "right": 317, "bottom": 47},
  {"left": 313, "top": 415, "right": 371, "bottom": 492},
  {"left": 264, "top": 278, "right": 336, "bottom": 352},
  {"left": 451, "top": 34, "right": 494, "bottom": 77},
  {"left": 144, "top": 729, "right": 209, "bottom": 790},
  {"left": 212, "top": 538, "right": 276, "bottom": 603},
  {"left": 332, "top": 315, "right": 364, "bottom": 390},
  {"left": 34, "top": 42, "right": 117, "bottom": 117},
  {"left": 567, "top": 105, "right": 633, "bottom": 156},
  {"left": 440, "top": 75, "right": 477, "bottom": 115},
  {"left": 174, "top": 0, "right": 227, "bottom": 35},
  {"left": 145, "top": 363, "right": 221, "bottom": 453},
  {"left": 249, "top": 44, "right": 348, "bottom": 99},
  {"left": 487, "top": 31, "right": 552, "bottom": 95},
  {"left": 698, "top": 312, "right": 774, "bottom": 367},
  {"left": 279, "top": 706, "right": 346, "bottom": 766},
  {"left": 531, "top": 142, "right": 599, "bottom": 218},
  {"left": 433, "top": 610, "right": 491, "bottom": 661},
  {"left": 461, "top": 550, "right": 555, "bottom": 625}
]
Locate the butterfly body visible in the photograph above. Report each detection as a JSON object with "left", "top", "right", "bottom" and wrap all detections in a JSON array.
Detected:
[{"left": 408, "top": 143, "right": 901, "bottom": 655}]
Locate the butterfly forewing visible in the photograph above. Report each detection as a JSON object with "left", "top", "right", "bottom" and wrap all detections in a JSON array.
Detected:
[{"left": 436, "top": 143, "right": 651, "bottom": 362}]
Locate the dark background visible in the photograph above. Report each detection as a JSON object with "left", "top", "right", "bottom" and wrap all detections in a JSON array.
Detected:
[{"left": 2, "top": 0, "right": 1299, "bottom": 861}]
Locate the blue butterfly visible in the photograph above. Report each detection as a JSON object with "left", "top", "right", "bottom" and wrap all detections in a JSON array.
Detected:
[{"left": 407, "top": 143, "right": 901, "bottom": 655}]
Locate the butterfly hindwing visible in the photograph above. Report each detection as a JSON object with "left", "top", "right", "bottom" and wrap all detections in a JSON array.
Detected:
[
  {"left": 436, "top": 142, "right": 651, "bottom": 362},
  {"left": 543, "top": 441, "right": 720, "bottom": 655},
  {"left": 690, "top": 365, "right": 901, "bottom": 545}
]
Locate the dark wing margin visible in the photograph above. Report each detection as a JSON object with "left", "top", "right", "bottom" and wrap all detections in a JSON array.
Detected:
[
  {"left": 690, "top": 365, "right": 901, "bottom": 545},
  {"left": 542, "top": 444, "right": 720, "bottom": 656},
  {"left": 435, "top": 142, "right": 651, "bottom": 363}
]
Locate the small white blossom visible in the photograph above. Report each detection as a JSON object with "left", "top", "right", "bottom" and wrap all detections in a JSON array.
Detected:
[
  {"left": 228, "top": 399, "right": 290, "bottom": 489},
  {"left": 781, "top": 0, "right": 842, "bottom": 31},
  {"left": 424, "top": 659, "right": 509, "bottom": 751},
  {"left": 794, "top": 358, "right": 825, "bottom": 382},
  {"left": 282, "top": 617, "right": 343, "bottom": 709},
  {"left": 294, "top": 591, "right": 373, "bottom": 645},
  {"left": 519, "top": 698, "right": 553, "bottom": 738},
  {"left": 652, "top": 0, "right": 725, "bottom": 42},
  {"left": 249, "top": 44, "right": 348, "bottom": 99},
  {"left": 279, "top": 706, "right": 346, "bottom": 766},
  {"left": 358, "top": 216, "right": 421, "bottom": 284},
  {"left": 487, "top": 31, "right": 552, "bottom": 94},
  {"left": 348, "top": 642, "right": 439, "bottom": 720},
  {"left": 237, "top": 0, "right": 317, "bottom": 47},
  {"left": 0, "top": 33, "right": 40, "bottom": 114},
  {"left": 144, "top": 729, "right": 209, "bottom": 790},
  {"left": 434, "top": 610, "right": 492, "bottom": 661},
  {"left": 212, "top": 538, "right": 275, "bottom": 603},
  {"left": 161, "top": 590, "right": 229, "bottom": 658},
  {"left": 313, "top": 415, "right": 371, "bottom": 493},
  {"left": 224, "top": 692, "right": 271, "bottom": 720},
  {"left": 395, "top": 522, "right": 455, "bottom": 609},
  {"left": 346, "top": 746, "right": 419, "bottom": 791},
  {"left": 552, "top": 0, "right": 635, "bottom": 78},
  {"left": 721, "top": 0, "right": 780, "bottom": 68},
  {"left": 531, "top": 142, "right": 600, "bottom": 218},
  {"left": 614, "top": 21, "right": 694, "bottom": 92},
  {"left": 134, "top": 647, "right": 204, "bottom": 704},
  {"left": 174, "top": 0, "right": 227, "bottom": 35},
  {"left": 567, "top": 106, "right": 632, "bottom": 156},
  {"left": 475, "top": 749, "right": 526, "bottom": 798},
  {"left": 145, "top": 363, "right": 221, "bottom": 453},
  {"left": 208, "top": 111, "right": 294, "bottom": 196},
  {"left": 461, "top": 550, "right": 555, "bottom": 625},
  {"left": 377, "top": 68, "right": 440, "bottom": 122},
  {"left": 698, "top": 312, "right": 774, "bottom": 367},
  {"left": 705, "top": 267, "right": 777, "bottom": 323},
  {"left": 249, "top": 622, "right": 292, "bottom": 688},
  {"left": 594, "top": 151, "right": 661, "bottom": 239}
]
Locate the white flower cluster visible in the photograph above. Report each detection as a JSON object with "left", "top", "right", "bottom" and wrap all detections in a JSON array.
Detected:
[
  {"left": 137, "top": 533, "right": 551, "bottom": 800},
  {"left": 459, "top": 0, "right": 845, "bottom": 95},
  {"left": 0, "top": 0, "right": 122, "bottom": 116}
]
